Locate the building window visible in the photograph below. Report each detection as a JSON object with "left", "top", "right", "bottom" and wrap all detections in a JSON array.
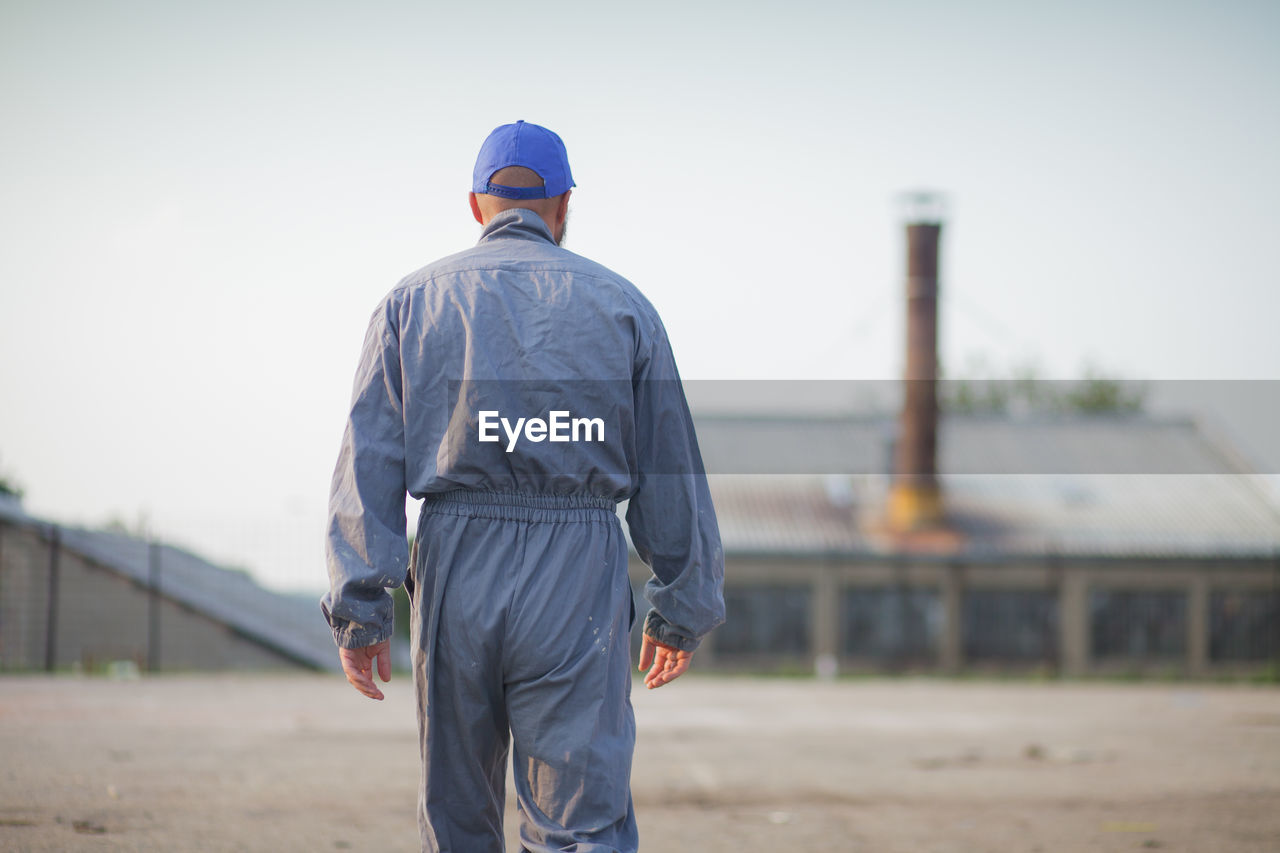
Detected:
[
  {"left": 963, "top": 588, "right": 1058, "bottom": 662},
  {"left": 841, "top": 587, "right": 941, "bottom": 663},
  {"left": 715, "top": 584, "right": 811, "bottom": 657},
  {"left": 1210, "top": 590, "right": 1280, "bottom": 662},
  {"left": 1090, "top": 589, "right": 1186, "bottom": 660}
]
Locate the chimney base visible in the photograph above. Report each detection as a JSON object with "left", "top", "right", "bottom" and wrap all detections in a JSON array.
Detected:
[{"left": 887, "top": 482, "right": 944, "bottom": 532}]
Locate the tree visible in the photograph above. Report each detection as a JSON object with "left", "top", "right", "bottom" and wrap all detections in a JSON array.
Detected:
[
  {"left": 0, "top": 458, "right": 23, "bottom": 499},
  {"left": 941, "top": 358, "right": 1146, "bottom": 415}
]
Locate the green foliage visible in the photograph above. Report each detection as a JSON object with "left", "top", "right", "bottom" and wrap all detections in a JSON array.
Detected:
[
  {"left": 392, "top": 534, "right": 415, "bottom": 640},
  {"left": 1062, "top": 368, "right": 1146, "bottom": 413},
  {"left": 1249, "top": 661, "right": 1280, "bottom": 685},
  {"left": 0, "top": 476, "right": 21, "bottom": 499},
  {"left": 0, "top": 457, "right": 23, "bottom": 498},
  {"left": 100, "top": 512, "right": 153, "bottom": 538},
  {"left": 941, "top": 358, "right": 1146, "bottom": 415},
  {"left": 392, "top": 584, "right": 412, "bottom": 641}
]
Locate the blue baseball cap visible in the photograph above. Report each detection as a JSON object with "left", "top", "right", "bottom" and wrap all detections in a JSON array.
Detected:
[{"left": 472, "top": 120, "right": 575, "bottom": 200}]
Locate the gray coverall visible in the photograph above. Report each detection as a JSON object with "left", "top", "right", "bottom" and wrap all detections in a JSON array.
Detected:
[{"left": 321, "top": 208, "right": 726, "bottom": 853}]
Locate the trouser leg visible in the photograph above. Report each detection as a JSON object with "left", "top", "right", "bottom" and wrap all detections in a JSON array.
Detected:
[
  {"left": 505, "top": 514, "right": 639, "bottom": 853},
  {"left": 411, "top": 497, "right": 639, "bottom": 853},
  {"left": 412, "top": 510, "right": 512, "bottom": 853}
]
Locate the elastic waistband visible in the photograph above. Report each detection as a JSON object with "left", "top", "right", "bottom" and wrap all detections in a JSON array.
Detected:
[{"left": 419, "top": 490, "right": 617, "bottom": 523}]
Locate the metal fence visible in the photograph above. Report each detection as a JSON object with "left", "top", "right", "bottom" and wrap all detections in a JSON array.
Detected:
[{"left": 0, "top": 520, "right": 334, "bottom": 673}]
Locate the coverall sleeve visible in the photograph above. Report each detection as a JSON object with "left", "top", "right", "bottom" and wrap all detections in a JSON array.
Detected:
[
  {"left": 321, "top": 299, "right": 409, "bottom": 649},
  {"left": 625, "top": 322, "right": 726, "bottom": 652}
]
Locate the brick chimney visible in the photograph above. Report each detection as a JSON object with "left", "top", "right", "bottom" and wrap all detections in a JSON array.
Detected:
[{"left": 888, "top": 193, "right": 945, "bottom": 532}]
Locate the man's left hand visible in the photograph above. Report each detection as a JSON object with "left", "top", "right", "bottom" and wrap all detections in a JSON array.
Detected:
[
  {"left": 339, "top": 639, "right": 392, "bottom": 700},
  {"left": 638, "top": 635, "right": 693, "bottom": 690}
]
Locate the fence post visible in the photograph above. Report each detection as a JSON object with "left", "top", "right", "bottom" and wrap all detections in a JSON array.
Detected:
[
  {"left": 147, "top": 540, "right": 161, "bottom": 673},
  {"left": 940, "top": 561, "right": 962, "bottom": 674},
  {"left": 1046, "top": 548, "right": 1062, "bottom": 677},
  {"left": 0, "top": 524, "right": 6, "bottom": 668},
  {"left": 812, "top": 559, "right": 838, "bottom": 674},
  {"left": 1272, "top": 550, "right": 1279, "bottom": 668},
  {"left": 1060, "top": 566, "right": 1089, "bottom": 677},
  {"left": 44, "top": 525, "right": 60, "bottom": 672},
  {"left": 1188, "top": 573, "right": 1208, "bottom": 677}
]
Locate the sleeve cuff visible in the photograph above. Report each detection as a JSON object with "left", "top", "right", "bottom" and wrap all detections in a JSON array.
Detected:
[
  {"left": 321, "top": 601, "right": 394, "bottom": 650},
  {"left": 642, "top": 609, "right": 701, "bottom": 652}
]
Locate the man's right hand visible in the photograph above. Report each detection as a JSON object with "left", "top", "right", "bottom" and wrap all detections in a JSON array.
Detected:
[
  {"left": 638, "top": 635, "right": 693, "bottom": 690},
  {"left": 339, "top": 639, "right": 392, "bottom": 700}
]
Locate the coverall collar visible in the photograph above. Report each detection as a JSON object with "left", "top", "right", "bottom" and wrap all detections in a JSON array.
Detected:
[{"left": 477, "top": 207, "right": 557, "bottom": 246}]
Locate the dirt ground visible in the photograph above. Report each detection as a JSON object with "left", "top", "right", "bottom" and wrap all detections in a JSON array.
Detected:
[{"left": 1, "top": 674, "right": 1277, "bottom": 852}]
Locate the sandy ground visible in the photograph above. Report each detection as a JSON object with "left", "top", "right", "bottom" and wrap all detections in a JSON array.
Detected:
[{"left": 0, "top": 674, "right": 1278, "bottom": 852}]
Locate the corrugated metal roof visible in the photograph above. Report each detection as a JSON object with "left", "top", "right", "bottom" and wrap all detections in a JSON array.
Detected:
[
  {"left": 0, "top": 501, "right": 340, "bottom": 672},
  {"left": 693, "top": 415, "right": 1280, "bottom": 559},
  {"left": 707, "top": 475, "right": 865, "bottom": 555}
]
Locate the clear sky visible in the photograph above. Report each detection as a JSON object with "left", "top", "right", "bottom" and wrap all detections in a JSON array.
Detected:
[{"left": 2, "top": 0, "right": 1278, "bottom": 591}]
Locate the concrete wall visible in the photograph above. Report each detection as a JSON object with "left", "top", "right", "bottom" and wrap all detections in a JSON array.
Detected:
[
  {"left": 0, "top": 523, "right": 48, "bottom": 669},
  {"left": 0, "top": 522, "right": 303, "bottom": 672}
]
